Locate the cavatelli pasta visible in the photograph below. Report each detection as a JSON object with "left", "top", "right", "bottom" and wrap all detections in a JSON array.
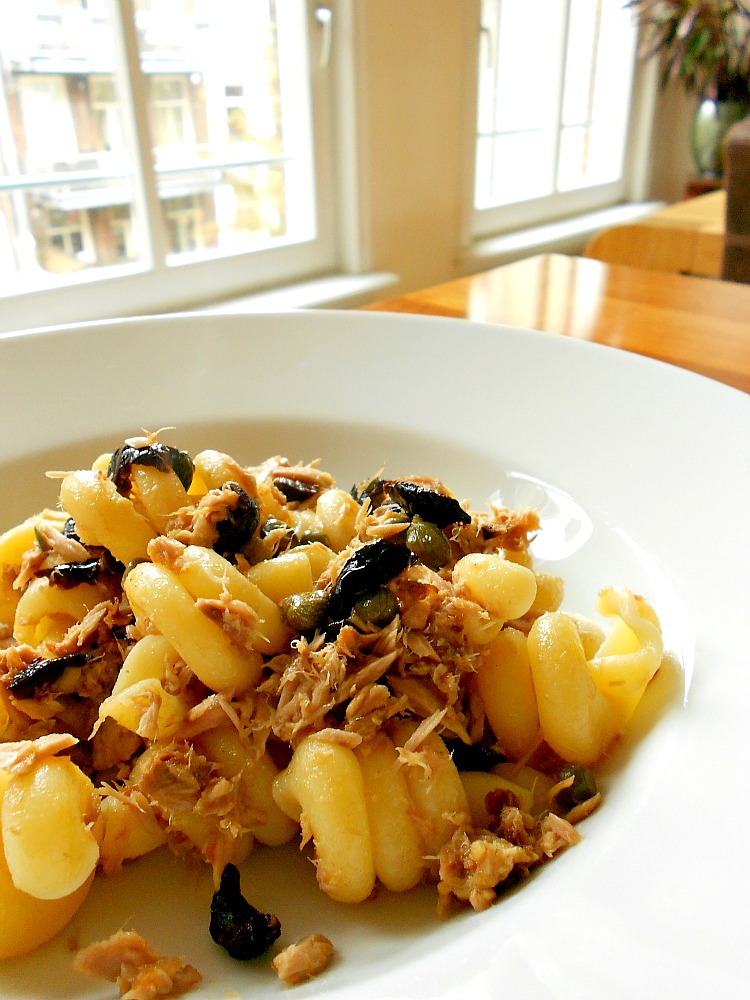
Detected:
[{"left": 0, "top": 430, "right": 671, "bottom": 970}]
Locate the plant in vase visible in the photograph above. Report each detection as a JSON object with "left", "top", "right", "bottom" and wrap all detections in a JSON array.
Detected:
[{"left": 625, "top": 0, "right": 750, "bottom": 178}]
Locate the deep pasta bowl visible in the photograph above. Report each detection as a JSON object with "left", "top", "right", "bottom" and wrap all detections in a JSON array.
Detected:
[{"left": 0, "top": 309, "right": 748, "bottom": 999}]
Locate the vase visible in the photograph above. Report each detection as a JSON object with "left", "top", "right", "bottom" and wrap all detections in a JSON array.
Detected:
[{"left": 691, "top": 98, "right": 750, "bottom": 179}]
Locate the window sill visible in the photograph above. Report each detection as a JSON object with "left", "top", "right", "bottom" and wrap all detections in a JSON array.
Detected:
[
  {"left": 195, "top": 271, "right": 399, "bottom": 314},
  {"left": 463, "top": 202, "right": 667, "bottom": 272}
]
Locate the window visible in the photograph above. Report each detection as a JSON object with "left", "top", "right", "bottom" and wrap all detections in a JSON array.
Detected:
[
  {"left": 474, "top": 0, "right": 639, "bottom": 237},
  {"left": 0, "top": 0, "right": 337, "bottom": 332}
]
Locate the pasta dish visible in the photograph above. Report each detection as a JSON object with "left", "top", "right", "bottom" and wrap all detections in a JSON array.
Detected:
[{"left": 0, "top": 433, "right": 667, "bottom": 994}]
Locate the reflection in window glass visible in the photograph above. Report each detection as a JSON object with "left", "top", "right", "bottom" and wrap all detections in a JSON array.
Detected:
[
  {"left": 0, "top": 0, "right": 317, "bottom": 287},
  {"left": 0, "top": 2, "right": 137, "bottom": 283}
]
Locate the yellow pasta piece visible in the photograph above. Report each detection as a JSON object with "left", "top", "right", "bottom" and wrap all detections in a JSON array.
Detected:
[
  {"left": 588, "top": 588, "right": 663, "bottom": 697},
  {"left": 97, "top": 676, "right": 191, "bottom": 741},
  {"left": 123, "top": 561, "right": 263, "bottom": 694},
  {"left": 192, "top": 449, "right": 257, "bottom": 496},
  {"left": 314, "top": 488, "right": 360, "bottom": 551},
  {"left": 110, "top": 633, "right": 173, "bottom": 695},
  {"left": 491, "top": 762, "right": 556, "bottom": 814},
  {"left": 476, "top": 627, "right": 541, "bottom": 760},
  {"left": 13, "top": 577, "right": 108, "bottom": 647},
  {"left": 300, "top": 540, "right": 335, "bottom": 581},
  {"left": 94, "top": 794, "right": 167, "bottom": 875},
  {"left": 273, "top": 734, "right": 376, "bottom": 903},
  {"left": 160, "top": 543, "right": 291, "bottom": 655},
  {"left": 459, "top": 771, "right": 534, "bottom": 824},
  {"left": 526, "top": 571, "right": 565, "bottom": 617},
  {"left": 1, "top": 758, "right": 99, "bottom": 900},
  {"left": 196, "top": 726, "right": 298, "bottom": 847},
  {"left": 0, "top": 512, "right": 69, "bottom": 629},
  {"left": 59, "top": 470, "right": 156, "bottom": 565},
  {"left": 390, "top": 721, "right": 469, "bottom": 856},
  {"left": 452, "top": 553, "right": 538, "bottom": 623},
  {"left": 130, "top": 466, "right": 191, "bottom": 533},
  {"left": 0, "top": 520, "right": 38, "bottom": 570},
  {"left": 527, "top": 612, "right": 626, "bottom": 764},
  {"left": 354, "top": 733, "right": 427, "bottom": 893},
  {"left": 0, "top": 831, "right": 93, "bottom": 960},
  {"left": 244, "top": 549, "right": 315, "bottom": 604}
]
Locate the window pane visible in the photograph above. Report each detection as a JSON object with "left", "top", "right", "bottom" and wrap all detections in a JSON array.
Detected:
[
  {"left": 557, "top": 0, "right": 637, "bottom": 192},
  {"left": 475, "top": 0, "right": 637, "bottom": 214},
  {"left": 0, "top": 0, "right": 320, "bottom": 297},
  {"left": 134, "top": 0, "right": 315, "bottom": 262},
  {"left": 476, "top": 0, "right": 566, "bottom": 209},
  {"left": 0, "top": 2, "right": 142, "bottom": 284}
]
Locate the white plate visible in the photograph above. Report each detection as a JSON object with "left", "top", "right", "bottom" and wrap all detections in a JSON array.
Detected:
[{"left": 1, "top": 310, "right": 748, "bottom": 1000}]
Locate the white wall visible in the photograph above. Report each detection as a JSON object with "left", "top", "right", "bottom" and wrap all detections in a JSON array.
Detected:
[
  {"left": 351, "top": 0, "right": 479, "bottom": 295},
  {"left": 347, "top": 0, "right": 695, "bottom": 299}
]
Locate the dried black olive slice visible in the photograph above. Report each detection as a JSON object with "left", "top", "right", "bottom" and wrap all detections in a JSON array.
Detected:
[
  {"left": 108, "top": 443, "right": 194, "bottom": 496},
  {"left": 389, "top": 481, "right": 471, "bottom": 527},
  {"left": 272, "top": 476, "right": 320, "bottom": 503},
  {"left": 61, "top": 518, "right": 81, "bottom": 541},
  {"left": 351, "top": 475, "right": 389, "bottom": 507},
  {"left": 48, "top": 557, "right": 101, "bottom": 588},
  {"left": 444, "top": 738, "right": 506, "bottom": 772},
  {"left": 7, "top": 652, "right": 91, "bottom": 698},
  {"left": 326, "top": 539, "right": 411, "bottom": 623},
  {"left": 49, "top": 549, "right": 123, "bottom": 589},
  {"left": 209, "top": 864, "right": 281, "bottom": 961},
  {"left": 214, "top": 483, "right": 260, "bottom": 559}
]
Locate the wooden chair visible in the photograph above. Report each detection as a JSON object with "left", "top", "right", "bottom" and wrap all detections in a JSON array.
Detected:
[{"left": 583, "top": 191, "right": 725, "bottom": 279}]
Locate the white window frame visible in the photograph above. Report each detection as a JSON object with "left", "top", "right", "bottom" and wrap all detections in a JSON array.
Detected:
[
  {"left": 0, "top": 0, "right": 345, "bottom": 333},
  {"left": 471, "top": 0, "right": 649, "bottom": 241}
]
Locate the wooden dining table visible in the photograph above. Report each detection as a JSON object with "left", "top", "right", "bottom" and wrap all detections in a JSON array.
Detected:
[{"left": 364, "top": 253, "right": 750, "bottom": 394}]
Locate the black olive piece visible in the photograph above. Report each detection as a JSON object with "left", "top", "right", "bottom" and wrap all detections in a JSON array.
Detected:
[
  {"left": 62, "top": 517, "right": 80, "bottom": 540},
  {"left": 351, "top": 475, "right": 389, "bottom": 507},
  {"left": 326, "top": 540, "right": 411, "bottom": 623},
  {"left": 7, "top": 652, "right": 92, "bottom": 698},
  {"left": 209, "top": 863, "right": 281, "bottom": 961},
  {"left": 389, "top": 481, "right": 471, "bottom": 527},
  {"left": 322, "top": 618, "right": 350, "bottom": 642},
  {"left": 556, "top": 763, "right": 598, "bottom": 810},
  {"left": 214, "top": 483, "right": 260, "bottom": 559},
  {"left": 49, "top": 549, "right": 124, "bottom": 589},
  {"left": 273, "top": 476, "right": 320, "bottom": 503},
  {"left": 108, "top": 443, "right": 194, "bottom": 496},
  {"left": 49, "top": 557, "right": 101, "bottom": 588},
  {"left": 444, "top": 739, "right": 506, "bottom": 772}
]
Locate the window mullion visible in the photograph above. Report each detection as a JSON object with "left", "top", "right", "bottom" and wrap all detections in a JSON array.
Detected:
[
  {"left": 550, "top": 0, "right": 571, "bottom": 195},
  {"left": 108, "top": 0, "right": 168, "bottom": 269}
]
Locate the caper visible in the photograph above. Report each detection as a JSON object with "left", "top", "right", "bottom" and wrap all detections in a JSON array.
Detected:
[
  {"left": 353, "top": 587, "right": 399, "bottom": 626},
  {"left": 281, "top": 589, "right": 329, "bottom": 632},
  {"left": 405, "top": 516, "right": 451, "bottom": 569},
  {"left": 557, "top": 763, "right": 598, "bottom": 808}
]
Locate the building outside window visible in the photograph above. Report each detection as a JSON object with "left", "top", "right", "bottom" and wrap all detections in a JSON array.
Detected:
[
  {"left": 474, "top": 0, "right": 640, "bottom": 237},
  {"left": 0, "top": 0, "right": 334, "bottom": 330}
]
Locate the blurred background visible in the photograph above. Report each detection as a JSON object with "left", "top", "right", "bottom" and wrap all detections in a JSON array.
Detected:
[{"left": 0, "top": 0, "right": 730, "bottom": 332}]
